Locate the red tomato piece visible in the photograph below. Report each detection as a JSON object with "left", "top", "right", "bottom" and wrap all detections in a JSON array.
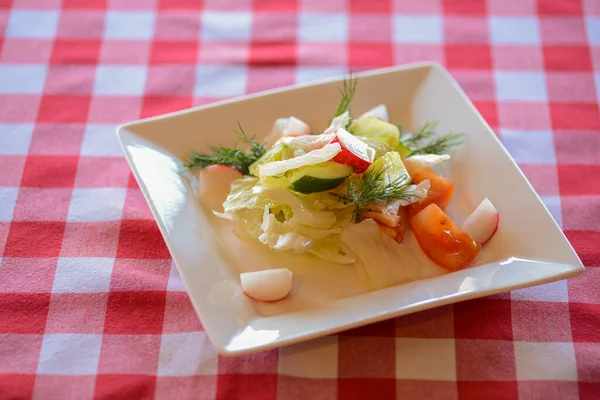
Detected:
[
  {"left": 404, "top": 167, "right": 454, "bottom": 218},
  {"left": 409, "top": 203, "right": 481, "bottom": 272}
]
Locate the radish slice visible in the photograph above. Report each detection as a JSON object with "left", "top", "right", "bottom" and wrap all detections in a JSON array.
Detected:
[
  {"left": 359, "top": 104, "right": 389, "bottom": 122},
  {"left": 198, "top": 165, "right": 243, "bottom": 211},
  {"left": 240, "top": 268, "right": 293, "bottom": 302},
  {"left": 258, "top": 142, "right": 342, "bottom": 176},
  {"left": 284, "top": 116, "right": 311, "bottom": 136},
  {"left": 331, "top": 128, "right": 374, "bottom": 173},
  {"left": 462, "top": 198, "right": 499, "bottom": 245},
  {"left": 404, "top": 154, "right": 450, "bottom": 176}
]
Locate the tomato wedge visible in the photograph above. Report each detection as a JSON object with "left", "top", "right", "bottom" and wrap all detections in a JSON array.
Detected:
[
  {"left": 404, "top": 167, "right": 454, "bottom": 218},
  {"left": 409, "top": 203, "right": 480, "bottom": 271}
]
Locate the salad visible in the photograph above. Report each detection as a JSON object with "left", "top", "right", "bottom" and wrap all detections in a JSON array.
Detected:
[{"left": 185, "top": 76, "right": 499, "bottom": 301}]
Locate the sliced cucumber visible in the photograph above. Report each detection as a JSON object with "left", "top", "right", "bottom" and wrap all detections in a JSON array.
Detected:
[
  {"left": 249, "top": 143, "right": 286, "bottom": 176},
  {"left": 365, "top": 151, "right": 411, "bottom": 187},
  {"left": 288, "top": 162, "right": 353, "bottom": 194}
]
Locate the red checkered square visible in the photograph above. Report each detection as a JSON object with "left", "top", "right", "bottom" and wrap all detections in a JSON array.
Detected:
[
  {"left": 454, "top": 299, "right": 513, "bottom": 340},
  {"left": 0, "top": 95, "right": 41, "bottom": 123},
  {"left": 99, "top": 40, "right": 150, "bottom": 64},
  {"left": 249, "top": 41, "right": 296, "bottom": 66},
  {"left": 581, "top": 383, "right": 600, "bottom": 399},
  {"left": 0, "top": 334, "right": 42, "bottom": 373},
  {"left": 218, "top": 349, "right": 278, "bottom": 374},
  {"left": 487, "top": 0, "right": 537, "bottom": 15},
  {"left": 161, "top": 291, "right": 204, "bottom": 333},
  {"left": 141, "top": 96, "right": 193, "bottom": 118},
  {"left": 348, "top": 14, "right": 392, "bottom": 42},
  {"left": 146, "top": 66, "right": 194, "bottom": 96},
  {"left": 98, "top": 334, "right": 161, "bottom": 374},
  {"left": 149, "top": 40, "right": 198, "bottom": 64},
  {"left": 60, "top": 221, "right": 120, "bottom": 257},
  {"left": 348, "top": 43, "right": 393, "bottom": 68},
  {"left": 94, "top": 375, "right": 156, "bottom": 400},
  {"left": 74, "top": 157, "right": 130, "bottom": 188},
  {"left": 562, "top": 196, "right": 600, "bottom": 231},
  {"left": 0, "top": 257, "right": 56, "bottom": 292},
  {"left": 396, "top": 305, "right": 454, "bottom": 338},
  {"left": 33, "top": 376, "right": 96, "bottom": 400},
  {"left": 57, "top": 10, "right": 105, "bottom": 38},
  {"left": 155, "top": 12, "right": 200, "bottom": 39},
  {"left": 198, "top": 41, "right": 249, "bottom": 64},
  {"left": 538, "top": 0, "right": 584, "bottom": 15},
  {"left": 45, "top": 293, "right": 108, "bottom": 333},
  {"left": 458, "top": 381, "right": 518, "bottom": 400},
  {"left": 37, "top": 95, "right": 91, "bottom": 123},
  {"left": 29, "top": 123, "right": 85, "bottom": 154},
  {"left": 394, "top": 44, "right": 445, "bottom": 65},
  {"left": 88, "top": 96, "right": 142, "bottom": 123},
  {"left": 498, "top": 102, "right": 552, "bottom": 130},
  {"left": 456, "top": 339, "right": 516, "bottom": 380},
  {"left": 0, "top": 222, "right": 9, "bottom": 255},
  {"left": 50, "top": 39, "right": 101, "bottom": 64},
  {"left": 554, "top": 130, "right": 600, "bottom": 165},
  {"left": 559, "top": 165, "right": 600, "bottom": 195},
  {"left": 42, "top": 65, "right": 95, "bottom": 95},
  {"left": 122, "top": 189, "right": 152, "bottom": 220},
  {"left": 110, "top": 259, "right": 170, "bottom": 291},
  {"left": 116, "top": 220, "right": 170, "bottom": 259},
  {"left": 155, "top": 376, "right": 217, "bottom": 400},
  {"left": 62, "top": 0, "right": 106, "bottom": 8},
  {"left": 104, "top": 291, "right": 166, "bottom": 334},
  {"left": 252, "top": 12, "right": 297, "bottom": 40},
  {"left": 4, "top": 222, "right": 65, "bottom": 257},
  {"left": 444, "top": 16, "right": 489, "bottom": 43},
  {"left": 574, "top": 342, "right": 600, "bottom": 381},
  {"left": 297, "top": 42, "right": 346, "bottom": 66},
  {"left": 564, "top": 230, "right": 600, "bottom": 267},
  {"left": 544, "top": 46, "right": 593, "bottom": 71},
  {"left": 396, "top": 381, "right": 458, "bottom": 400},
  {"left": 338, "top": 336, "right": 395, "bottom": 378},
  {"left": 512, "top": 301, "right": 573, "bottom": 341},
  {"left": 20, "top": 155, "right": 78, "bottom": 188},
  {"left": 569, "top": 267, "right": 600, "bottom": 303},
  {"left": 540, "top": 17, "right": 588, "bottom": 44},
  {"left": 255, "top": 0, "right": 298, "bottom": 12},
  {"left": 343, "top": 319, "right": 396, "bottom": 337},
  {"left": 0, "top": 374, "right": 36, "bottom": 400},
  {"left": 338, "top": 378, "right": 396, "bottom": 400},
  {"left": 547, "top": 72, "right": 597, "bottom": 102},
  {"left": 451, "top": 71, "right": 495, "bottom": 101},
  {"left": 0, "top": 156, "right": 26, "bottom": 186},
  {"left": 0, "top": 38, "right": 52, "bottom": 62},
  {"left": 551, "top": 103, "right": 600, "bottom": 130},
  {"left": 0, "top": 293, "right": 50, "bottom": 333},
  {"left": 492, "top": 46, "right": 544, "bottom": 70},
  {"left": 276, "top": 376, "right": 336, "bottom": 400},
  {"left": 570, "top": 302, "right": 600, "bottom": 342},
  {"left": 518, "top": 382, "right": 580, "bottom": 400},
  {"left": 442, "top": 0, "right": 486, "bottom": 15},
  {"left": 445, "top": 44, "right": 492, "bottom": 69},
  {"left": 473, "top": 101, "right": 499, "bottom": 129},
  {"left": 216, "top": 375, "right": 278, "bottom": 400},
  {"left": 157, "top": 0, "right": 203, "bottom": 9},
  {"left": 12, "top": 188, "right": 71, "bottom": 221}
]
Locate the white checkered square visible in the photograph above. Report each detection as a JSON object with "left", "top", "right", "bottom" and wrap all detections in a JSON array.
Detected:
[
  {"left": 501, "top": 129, "right": 556, "bottom": 164},
  {"left": 194, "top": 65, "right": 247, "bottom": 96},
  {"left": 490, "top": 17, "right": 540, "bottom": 45},
  {"left": 0, "top": 188, "right": 18, "bottom": 222},
  {"left": 495, "top": 71, "right": 548, "bottom": 101},
  {"left": 586, "top": 17, "right": 600, "bottom": 45},
  {"left": 278, "top": 336, "right": 338, "bottom": 378},
  {"left": 295, "top": 67, "right": 347, "bottom": 84},
  {"left": 6, "top": 11, "right": 59, "bottom": 38},
  {"left": 299, "top": 13, "right": 348, "bottom": 42},
  {"left": 37, "top": 334, "right": 103, "bottom": 375},
  {"left": 93, "top": 66, "right": 147, "bottom": 96},
  {"left": 540, "top": 195, "right": 563, "bottom": 229},
  {"left": 0, "top": 65, "right": 47, "bottom": 94},
  {"left": 81, "top": 124, "right": 123, "bottom": 156},
  {"left": 0, "top": 124, "right": 33, "bottom": 155},
  {"left": 104, "top": 11, "right": 155, "bottom": 39},
  {"left": 515, "top": 342, "right": 578, "bottom": 381},
  {"left": 393, "top": 16, "right": 443, "bottom": 43},
  {"left": 511, "top": 277, "right": 568, "bottom": 302},
  {"left": 201, "top": 11, "right": 252, "bottom": 41},
  {"left": 67, "top": 188, "right": 127, "bottom": 222},
  {"left": 158, "top": 332, "right": 218, "bottom": 376},
  {"left": 52, "top": 257, "right": 114, "bottom": 293},
  {"left": 396, "top": 338, "right": 456, "bottom": 380}
]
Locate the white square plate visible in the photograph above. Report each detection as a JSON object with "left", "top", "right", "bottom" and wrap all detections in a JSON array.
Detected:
[{"left": 117, "top": 62, "right": 584, "bottom": 356}]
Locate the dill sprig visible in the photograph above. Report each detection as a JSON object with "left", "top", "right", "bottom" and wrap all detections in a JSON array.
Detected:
[
  {"left": 400, "top": 121, "right": 438, "bottom": 147},
  {"left": 334, "top": 74, "right": 357, "bottom": 118},
  {"left": 401, "top": 121, "right": 465, "bottom": 156},
  {"left": 184, "top": 123, "right": 266, "bottom": 175},
  {"left": 336, "top": 166, "right": 417, "bottom": 223}
]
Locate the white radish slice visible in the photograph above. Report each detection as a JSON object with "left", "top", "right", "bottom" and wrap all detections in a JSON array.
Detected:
[
  {"left": 258, "top": 142, "right": 342, "bottom": 176},
  {"left": 462, "top": 198, "right": 499, "bottom": 245},
  {"left": 198, "top": 165, "right": 243, "bottom": 211},
  {"left": 284, "top": 116, "right": 311, "bottom": 136},
  {"left": 240, "top": 268, "right": 293, "bottom": 302},
  {"left": 335, "top": 128, "right": 376, "bottom": 162},
  {"left": 359, "top": 104, "right": 389, "bottom": 122},
  {"left": 403, "top": 154, "right": 450, "bottom": 176}
]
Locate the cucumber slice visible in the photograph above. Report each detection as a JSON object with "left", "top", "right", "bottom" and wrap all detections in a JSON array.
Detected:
[
  {"left": 288, "top": 162, "right": 353, "bottom": 194},
  {"left": 365, "top": 151, "right": 411, "bottom": 187}
]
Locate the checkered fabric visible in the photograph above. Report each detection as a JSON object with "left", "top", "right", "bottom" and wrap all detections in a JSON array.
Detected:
[{"left": 0, "top": 0, "right": 599, "bottom": 399}]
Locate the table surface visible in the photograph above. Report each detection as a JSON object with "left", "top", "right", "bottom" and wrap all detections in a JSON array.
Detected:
[{"left": 1, "top": 0, "right": 599, "bottom": 399}]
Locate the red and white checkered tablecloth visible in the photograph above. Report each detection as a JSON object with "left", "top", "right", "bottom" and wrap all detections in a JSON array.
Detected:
[{"left": 0, "top": 0, "right": 599, "bottom": 399}]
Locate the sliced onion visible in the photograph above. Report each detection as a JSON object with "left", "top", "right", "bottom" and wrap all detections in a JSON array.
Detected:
[
  {"left": 404, "top": 154, "right": 450, "bottom": 176},
  {"left": 258, "top": 143, "right": 342, "bottom": 177}
]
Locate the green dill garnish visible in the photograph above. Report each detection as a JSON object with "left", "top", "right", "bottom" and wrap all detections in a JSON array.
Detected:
[
  {"left": 184, "top": 123, "right": 266, "bottom": 175},
  {"left": 335, "top": 166, "right": 417, "bottom": 223},
  {"left": 401, "top": 121, "right": 465, "bottom": 156},
  {"left": 334, "top": 74, "right": 357, "bottom": 119},
  {"left": 400, "top": 121, "right": 438, "bottom": 147}
]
